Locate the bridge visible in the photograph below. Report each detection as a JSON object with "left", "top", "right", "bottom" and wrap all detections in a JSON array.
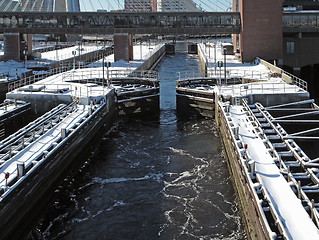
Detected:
[
  {"left": 283, "top": 12, "right": 319, "bottom": 33},
  {"left": 1, "top": 11, "right": 319, "bottom": 35},
  {"left": 0, "top": 11, "right": 241, "bottom": 35}
]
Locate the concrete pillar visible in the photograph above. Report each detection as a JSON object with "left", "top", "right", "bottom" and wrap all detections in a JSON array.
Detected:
[
  {"left": 4, "top": 33, "right": 20, "bottom": 61},
  {"left": 26, "top": 34, "right": 33, "bottom": 56},
  {"left": 114, "top": 33, "right": 133, "bottom": 62},
  {"left": 235, "top": 0, "right": 283, "bottom": 63}
]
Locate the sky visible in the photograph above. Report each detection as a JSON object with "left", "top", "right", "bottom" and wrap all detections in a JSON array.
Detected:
[{"left": 79, "top": 0, "right": 232, "bottom": 12}]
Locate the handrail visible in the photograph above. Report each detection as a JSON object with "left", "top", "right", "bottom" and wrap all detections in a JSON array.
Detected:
[
  {"left": 257, "top": 57, "right": 308, "bottom": 91},
  {"left": 8, "top": 67, "right": 158, "bottom": 92},
  {"left": 238, "top": 82, "right": 302, "bottom": 95}
]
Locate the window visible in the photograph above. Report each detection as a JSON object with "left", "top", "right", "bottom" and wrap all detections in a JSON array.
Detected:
[{"left": 287, "top": 41, "right": 294, "bottom": 54}]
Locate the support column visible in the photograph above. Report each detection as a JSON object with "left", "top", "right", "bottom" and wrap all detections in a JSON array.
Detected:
[
  {"left": 234, "top": 0, "right": 283, "bottom": 63},
  {"left": 4, "top": 33, "right": 20, "bottom": 61},
  {"left": 114, "top": 33, "right": 133, "bottom": 62},
  {"left": 26, "top": 34, "right": 33, "bottom": 57}
]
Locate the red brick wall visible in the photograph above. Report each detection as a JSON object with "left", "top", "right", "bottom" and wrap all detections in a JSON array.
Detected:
[
  {"left": 27, "top": 34, "right": 33, "bottom": 55},
  {"left": 114, "top": 34, "right": 134, "bottom": 62},
  {"left": 238, "top": 0, "right": 283, "bottom": 62},
  {"left": 4, "top": 34, "right": 20, "bottom": 61}
]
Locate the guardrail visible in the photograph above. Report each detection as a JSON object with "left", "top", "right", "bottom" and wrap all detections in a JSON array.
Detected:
[
  {"left": 61, "top": 69, "right": 158, "bottom": 83},
  {"left": 257, "top": 58, "right": 308, "bottom": 91},
  {"left": 208, "top": 69, "right": 270, "bottom": 81},
  {"left": 237, "top": 82, "right": 303, "bottom": 95}
]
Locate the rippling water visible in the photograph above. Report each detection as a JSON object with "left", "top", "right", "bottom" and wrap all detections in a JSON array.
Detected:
[{"left": 29, "top": 42, "right": 245, "bottom": 240}]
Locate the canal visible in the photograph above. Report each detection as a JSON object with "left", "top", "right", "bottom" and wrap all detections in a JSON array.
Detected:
[{"left": 29, "top": 42, "right": 245, "bottom": 239}]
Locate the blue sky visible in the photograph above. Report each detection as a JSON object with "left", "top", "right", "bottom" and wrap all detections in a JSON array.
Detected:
[{"left": 79, "top": 0, "right": 231, "bottom": 12}]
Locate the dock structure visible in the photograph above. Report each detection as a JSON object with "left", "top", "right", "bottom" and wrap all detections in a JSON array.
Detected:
[{"left": 176, "top": 42, "right": 319, "bottom": 239}]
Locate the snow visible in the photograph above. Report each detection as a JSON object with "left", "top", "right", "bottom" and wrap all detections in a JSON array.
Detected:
[
  {"left": 228, "top": 105, "right": 319, "bottom": 239},
  {"left": 87, "top": 43, "right": 163, "bottom": 71},
  {"left": 6, "top": 42, "right": 163, "bottom": 104},
  {"left": 193, "top": 43, "right": 307, "bottom": 97},
  {"left": 199, "top": 42, "right": 271, "bottom": 78},
  {"left": 39, "top": 44, "right": 104, "bottom": 62},
  {"left": 0, "top": 60, "right": 31, "bottom": 79},
  {"left": 0, "top": 104, "right": 92, "bottom": 200}
]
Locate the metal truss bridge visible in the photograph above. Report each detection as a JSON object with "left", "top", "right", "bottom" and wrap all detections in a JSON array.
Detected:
[
  {"left": 0, "top": 10, "right": 318, "bottom": 35},
  {"left": 0, "top": 12, "right": 241, "bottom": 34}
]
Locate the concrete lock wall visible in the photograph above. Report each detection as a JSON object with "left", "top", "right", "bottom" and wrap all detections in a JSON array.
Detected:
[{"left": 136, "top": 44, "right": 165, "bottom": 71}]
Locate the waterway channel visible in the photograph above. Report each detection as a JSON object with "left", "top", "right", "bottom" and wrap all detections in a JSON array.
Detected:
[{"left": 29, "top": 42, "right": 245, "bottom": 240}]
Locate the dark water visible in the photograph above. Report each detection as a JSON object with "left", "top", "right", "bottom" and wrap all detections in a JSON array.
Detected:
[{"left": 29, "top": 43, "right": 245, "bottom": 240}]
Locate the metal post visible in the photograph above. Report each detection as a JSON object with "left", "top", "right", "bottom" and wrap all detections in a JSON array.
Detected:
[
  {"left": 107, "top": 66, "right": 110, "bottom": 88},
  {"left": 214, "top": 43, "right": 217, "bottom": 75},
  {"left": 73, "top": 50, "right": 76, "bottom": 70},
  {"left": 102, "top": 57, "right": 105, "bottom": 88},
  {"left": 219, "top": 67, "right": 222, "bottom": 87},
  {"left": 224, "top": 48, "right": 227, "bottom": 86},
  {"left": 140, "top": 40, "right": 142, "bottom": 59}
]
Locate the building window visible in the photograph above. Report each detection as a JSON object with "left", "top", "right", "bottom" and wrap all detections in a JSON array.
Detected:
[{"left": 287, "top": 42, "right": 295, "bottom": 54}]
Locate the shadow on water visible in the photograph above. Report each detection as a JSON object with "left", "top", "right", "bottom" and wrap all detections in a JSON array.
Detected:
[{"left": 29, "top": 41, "right": 245, "bottom": 240}]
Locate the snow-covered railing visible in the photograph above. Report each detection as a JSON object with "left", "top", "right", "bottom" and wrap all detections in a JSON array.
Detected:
[
  {"left": 258, "top": 58, "right": 308, "bottom": 91},
  {"left": 238, "top": 81, "right": 304, "bottom": 95},
  {"left": 62, "top": 69, "right": 158, "bottom": 83},
  {"left": 207, "top": 68, "right": 270, "bottom": 81},
  {"left": 177, "top": 71, "right": 203, "bottom": 80},
  {"left": 8, "top": 66, "right": 71, "bottom": 92}
]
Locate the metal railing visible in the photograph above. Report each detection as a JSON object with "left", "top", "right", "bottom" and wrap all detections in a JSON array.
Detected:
[
  {"left": 61, "top": 69, "right": 158, "bottom": 83},
  {"left": 257, "top": 58, "right": 308, "bottom": 91},
  {"left": 208, "top": 68, "right": 270, "bottom": 81},
  {"left": 237, "top": 82, "right": 303, "bottom": 95}
]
